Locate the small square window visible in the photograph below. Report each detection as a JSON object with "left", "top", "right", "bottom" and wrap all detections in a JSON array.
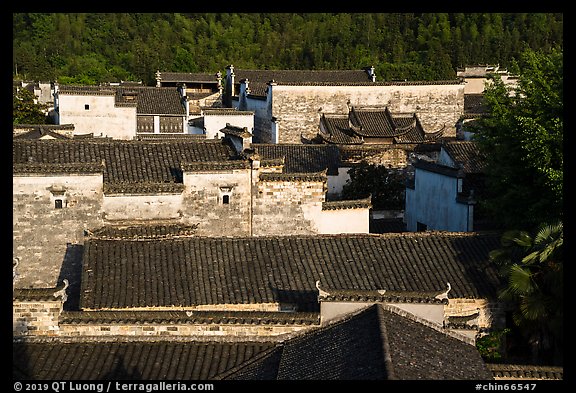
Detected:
[
  {"left": 85, "top": 104, "right": 90, "bottom": 110},
  {"left": 222, "top": 195, "right": 230, "bottom": 204},
  {"left": 55, "top": 199, "right": 63, "bottom": 209}
]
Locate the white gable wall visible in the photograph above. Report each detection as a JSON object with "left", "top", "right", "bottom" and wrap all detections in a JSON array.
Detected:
[{"left": 57, "top": 94, "right": 136, "bottom": 139}]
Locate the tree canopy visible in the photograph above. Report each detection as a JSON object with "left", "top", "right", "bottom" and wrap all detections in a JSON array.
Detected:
[
  {"left": 13, "top": 13, "right": 563, "bottom": 85},
  {"left": 472, "top": 48, "right": 563, "bottom": 231}
]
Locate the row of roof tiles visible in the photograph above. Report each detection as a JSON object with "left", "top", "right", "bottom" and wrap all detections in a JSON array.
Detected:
[
  {"left": 79, "top": 230, "right": 502, "bottom": 310},
  {"left": 13, "top": 304, "right": 495, "bottom": 380}
]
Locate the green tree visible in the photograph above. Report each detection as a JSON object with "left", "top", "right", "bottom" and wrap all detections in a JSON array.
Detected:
[
  {"left": 13, "top": 87, "right": 48, "bottom": 125},
  {"left": 472, "top": 48, "right": 563, "bottom": 230},
  {"left": 489, "top": 220, "right": 563, "bottom": 365},
  {"left": 341, "top": 161, "right": 405, "bottom": 210}
]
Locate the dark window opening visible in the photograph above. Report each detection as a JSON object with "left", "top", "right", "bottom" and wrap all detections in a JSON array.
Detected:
[
  {"left": 55, "top": 199, "right": 63, "bottom": 209},
  {"left": 84, "top": 104, "right": 90, "bottom": 110},
  {"left": 416, "top": 222, "right": 427, "bottom": 231},
  {"left": 222, "top": 195, "right": 230, "bottom": 204}
]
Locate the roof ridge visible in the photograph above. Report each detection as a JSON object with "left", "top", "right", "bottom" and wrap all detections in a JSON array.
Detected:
[{"left": 375, "top": 305, "right": 398, "bottom": 380}]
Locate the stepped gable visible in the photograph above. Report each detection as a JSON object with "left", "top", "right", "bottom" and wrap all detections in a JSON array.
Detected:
[{"left": 79, "top": 231, "right": 502, "bottom": 310}]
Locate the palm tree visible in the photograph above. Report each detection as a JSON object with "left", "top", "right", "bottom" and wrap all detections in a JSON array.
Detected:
[{"left": 489, "top": 220, "right": 563, "bottom": 365}]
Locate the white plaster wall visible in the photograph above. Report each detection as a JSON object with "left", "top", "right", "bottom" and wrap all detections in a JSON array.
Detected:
[
  {"left": 58, "top": 94, "right": 136, "bottom": 139},
  {"left": 102, "top": 194, "right": 183, "bottom": 221},
  {"left": 317, "top": 208, "right": 370, "bottom": 234},
  {"left": 203, "top": 113, "right": 254, "bottom": 140},
  {"left": 393, "top": 303, "right": 445, "bottom": 325},
  {"left": 404, "top": 169, "right": 470, "bottom": 232},
  {"left": 321, "top": 301, "right": 444, "bottom": 325}
]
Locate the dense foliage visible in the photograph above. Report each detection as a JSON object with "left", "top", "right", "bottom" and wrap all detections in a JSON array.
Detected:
[
  {"left": 489, "top": 221, "right": 563, "bottom": 365},
  {"left": 13, "top": 13, "right": 563, "bottom": 85},
  {"left": 472, "top": 48, "right": 563, "bottom": 231},
  {"left": 341, "top": 161, "right": 406, "bottom": 210}
]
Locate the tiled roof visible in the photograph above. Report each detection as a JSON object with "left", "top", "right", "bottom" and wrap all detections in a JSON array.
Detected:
[
  {"left": 158, "top": 72, "right": 220, "bottom": 84},
  {"left": 79, "top": 232, "right": 502, "bottom": 310},
  {"left": 13, "top": 281, "right": 68, "bottom": 302},
  {"left": 319, "top": 107, "right": 443, "bottom": 145},
  {"left": 13, "top": 339, "right": 277, "bottom": 380},
  {"left": 224, "top": 304, "right": 493, "bottom": 380},
  {"left": 464, "top": 93, "right": 487, "bottom": 115},
  {"left": 221, "top": 124, "right": 252, "bottom": 138},
  {"left": 253, "top": 143, "right": 342, "bottom": 175},
  {"left": 13, "top": 139, "right": 240, "bottom": 193},
  {"left": 57, "top": 85, "right": 185, "bottom": 115},
  {"left": 203, "top": 108, "right": 254, "bottom": 116},
  {"left": 233, "top": 69, "right": 373, "bottom": 98},
  {"left": 319, "top": 115, "right": 364, "bottom": 145},
  {"left": 322, "top": 196, "right": 372, "bottom": 210},
  {"left": 442, "top": 141, "right": 486, "bottom": 174},
  {"left": 234, "top": 69, "right": 373, "bottom": 84},
  {"left": 486, "top": 364, "right": 563, "bottom": 380},
  {"left": 60, "top": 310, "right": 319, "bottom": 326},
  {"left": 86, "top": 223, "right": 199, "bottom": 240}
]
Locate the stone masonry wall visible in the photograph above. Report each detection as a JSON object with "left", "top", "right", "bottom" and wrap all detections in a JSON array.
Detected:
[
  {"left": 252, "top": 177, "right": 326, "bottom": 236},
  {"left": 182, "top": 169, "right": 252, "bottom": 236},
  {"left": 269, "top": 84, "right": 464, "bottom": 143},
  {"left": 13, "top": 175, "right": 104, "bottom": 289},
  {"left": 13, "top": 300, "right": 63, "bottom": 336}
]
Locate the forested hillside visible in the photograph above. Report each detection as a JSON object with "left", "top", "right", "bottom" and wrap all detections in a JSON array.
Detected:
[{"left": 13, "top": 13, "right": 563, "bottom": 85}]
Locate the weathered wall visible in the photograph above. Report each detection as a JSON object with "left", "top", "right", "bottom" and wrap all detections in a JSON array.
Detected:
[
  {"left": 13, "top": 174, "right": 104, "bottom": 288},
  {"left": 58, "top": 94, "right": 136, "bottom": 139},
  {"left": 13, "top": 300, "right": 63, "bottom": 336},
  {"left": 404, "top": 169, "right": 471, "bottom": 232},
  {"left": 252, "top": 177, "right": 325, "bottom": 236},
  {"left": 182, "top": 169, "right": 252, "bottom": 236},
  {"left": 327, "top": 168, "right": 351, "bottom": 196},
  {"left": 445, "top": 298, "right": 506, "bottom": 331},
  {"left": 103, "top": 194, "right": 183, "bottom": 222},
  {"left": 263, "top": 84, "right": 464, "bottom": 143}
]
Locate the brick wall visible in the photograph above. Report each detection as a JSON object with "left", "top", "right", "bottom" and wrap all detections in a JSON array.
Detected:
[{"left": 13, "top": 300, "right": 62, "bottom": 336}]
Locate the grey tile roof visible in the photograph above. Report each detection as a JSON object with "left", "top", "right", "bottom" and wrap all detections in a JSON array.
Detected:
[
  {"left": 318, "top": 115, "right": 364, "bottom": 145},
  {"left": 252, "top": 143, "right": 342, "bottom": 175},
  {"left": 442, "top": 141, "right": 486, "bottom": 174},
  {"left": 233, "top": 69, "right": 374, "bottom": 98},
  {"left": 57, "top": 85, "right": 185, "bottom": 115},
  {"left": 13, "top": 339, "right": 277, "bottom": 380},
  {"left": 224, "top": 304, "right": 493, "bottom": 380},
  {"left": 13, "top": 139, "right": 241, "bottom": 193},
  {"left": 319, "top": 107, "right": 444, "bottom": 145},
  {"left": 464, "top": 93, "right": 487, "bottom": 115},
  {"left": 158, "top": 72, "right": 220, "bottom": 84},
  {"left": 486, "top": 364, "right": 563, "bottom": 380},
  {"left": 60, "top": 310, "right": 320, "bottom": 326},
  {"left": 79, "top": 232, "right": 502, "bottom": 310}
]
